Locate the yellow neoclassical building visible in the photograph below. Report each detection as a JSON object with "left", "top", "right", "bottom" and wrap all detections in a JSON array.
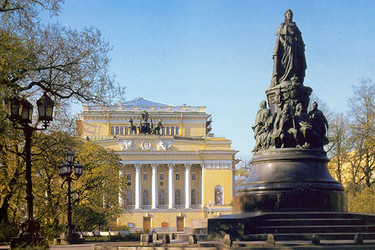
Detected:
[{"left": 76, "top": 97, "right": 237, "bottom": 232}]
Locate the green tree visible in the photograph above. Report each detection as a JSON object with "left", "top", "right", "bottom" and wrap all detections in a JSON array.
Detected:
[
  {"left": 73, "top": 142, "right": 127, "bottom": 231},
  {"left": 235, "top": 155, "right": 252, "bottom": 177},
  {"left": 348, "top": 78, "right": 375, "bottom": 188},
  {"left": 348, "top": 186, "right": 375, "bottom": 214},
  {"left": 327, "top": 113, "right": 351, "bottom": 184},
  {"left": 0, "top": 0, "right": 125, "bottom": 240},
  {"left": 32, "top": 131, "right": 81, "bottom": 238}
]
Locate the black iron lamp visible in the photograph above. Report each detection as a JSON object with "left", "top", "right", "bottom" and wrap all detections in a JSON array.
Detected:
[
  {"left": 36, "top": 92, "right": 54, "bottom": 127},
  {"left": 58, "top": 150, "right": 85, "bottom": 244},
  {"left": 7, "top": 92, "right": 55, "bottom": 248}
]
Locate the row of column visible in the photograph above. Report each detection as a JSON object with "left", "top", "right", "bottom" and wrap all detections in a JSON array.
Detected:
[{"left": 133, "top": 163, "right": 192, "bottom": 210}]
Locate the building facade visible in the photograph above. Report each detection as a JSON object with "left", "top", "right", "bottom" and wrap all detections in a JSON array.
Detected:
[{"left": 76, "top": 97, "right": 237, "bottom": 232}]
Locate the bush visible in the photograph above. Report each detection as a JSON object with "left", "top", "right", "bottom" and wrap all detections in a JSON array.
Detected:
[
  {"left": 109, "top": 233, "right": 140, "bottom": 242},
  {"left": 110, "top": 225, "right": 129, "bottom": 231}
]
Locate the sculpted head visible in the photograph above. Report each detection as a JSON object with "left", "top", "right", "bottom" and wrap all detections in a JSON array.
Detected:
[
  {"left": 260, "top": 100, "right": 267, "bottom": 108},
  {"left": 284, "top": 9, "right": 293, "bottom": 22},
  {"left": 312, "top": 101, "right": 318, "bottom": 110}
]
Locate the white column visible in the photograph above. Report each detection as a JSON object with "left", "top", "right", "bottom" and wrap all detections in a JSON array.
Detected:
[
  {"left": 168, "top": 163, "right": 175, "bottom": 209},
  {"left": 135, "top": 164, "right": 141, "bottom": 209},
  {"left": 200, "top": 164, "right": 204, "bottom": 208},
  {"left": 119, "top": 169, "right": 124, "bottom": 208},
  {"left": 185, "top": 163, "right": 191, "bottom": 209},
  {"left": 151, "top": 163, "right": 158, "bottom": 209}
]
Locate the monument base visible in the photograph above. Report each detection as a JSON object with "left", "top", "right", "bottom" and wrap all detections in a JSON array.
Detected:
[{"left": 234, "top": 148, "right": 346, "bottom": 213}]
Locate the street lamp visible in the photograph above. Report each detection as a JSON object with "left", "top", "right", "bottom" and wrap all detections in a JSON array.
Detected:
[
  {"left": 6, "top": 92, "right": 54, "bottom": 248},
  {"left": 58, "top": 150, "right": 85, "bottom": 244}
]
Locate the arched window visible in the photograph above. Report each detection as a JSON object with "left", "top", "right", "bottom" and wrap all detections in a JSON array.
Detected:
[
  {"left": 166, "top": 126, "right": 170, "bottom": 135},
  {"left": 126, "top": 190, "right": 133, "bottom": 205},
  {"left": 175, "top": 189, "right": 181, "bottom": 205},
  {"left": 115, "top": 126, "right": 120, "bottom": 135},
  {"left": 125, "top": 126, "right": 129, "bottom": 135},
  {"left": 214, "top": 185, "right": 223, "bottom": 205},
  {"left": 171, "top": 126, "right": 175, "bottom": 135},
  {"left": 110, "top": 126, "right": 114, "bottom": 135},
  {"left": 120, "top": 126, "right": 124, "bottom": 135},
  {"left": 162, "top": 127, "right": 166, "bottom": 135},
  {"left": 142, "top": 190, "right": 149, "bottom": 205},
  {"left": 176, "top": 126, "right": 179, "bottom": 135},
  {"left": 191, "top": 189, "right": 198, "bottom": 205},
  {"left": 158, "top": 190, "right": 166, "bottom": 205}
]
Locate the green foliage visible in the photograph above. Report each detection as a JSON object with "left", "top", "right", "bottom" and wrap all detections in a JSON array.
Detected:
[
  {"left": 0, "top": 221, "right": 18, "bottom": 243},
  {"left": 348, "top": 187, "right": 375, "bottom": 214},
  {"left": 84, "top": 233, "right": 141, "bottom": 242},
  {"left": 73, "top": 142, "right": 127, "bottom": 231},
  {"left": 110, "top": 224, "right": 129, "bottom": 231},
  {"left": 235, "top": 154, "right": 252, "bottom": 177}
]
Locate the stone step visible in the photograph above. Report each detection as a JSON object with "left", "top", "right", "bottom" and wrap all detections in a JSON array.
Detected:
[
  {"left": 240, "top": 232, "right": 375, "bottom": 241},
  {"left": 261, "top": 218, "right": 366, "bottom": 226},
  {"left": 257, "top": 212, "right": 374, "bottom": 220},
  {"left": 249, "top": 225, "right": 375, "bottom": 234}
]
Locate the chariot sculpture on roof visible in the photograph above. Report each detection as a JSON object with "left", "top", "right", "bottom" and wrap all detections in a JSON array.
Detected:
[{"left": 129, "top": 110, "right": 163, "bottom": 135}]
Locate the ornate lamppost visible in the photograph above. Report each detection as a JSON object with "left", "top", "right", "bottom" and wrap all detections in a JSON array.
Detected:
[
  {"left": 6, "top": 92, "right": 55, "bottom": 248},
  {"left": 58, "top": 150, "right": 85, "bottom": 244}
]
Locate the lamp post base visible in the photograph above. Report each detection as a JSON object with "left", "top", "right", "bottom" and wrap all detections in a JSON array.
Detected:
[
  {"left": 61, "top": 225, "right": 85, "bottom": 245},
  {"left": 10, "top": 219, "right": 47, "bottom": 248},
  {"left": 60, "top": 231, "right": 85, "bottom": 244}
]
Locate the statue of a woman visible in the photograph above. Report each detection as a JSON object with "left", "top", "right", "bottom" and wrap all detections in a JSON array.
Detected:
[{"left": 270, "top": 9, "right": 307, "bottom": 88}]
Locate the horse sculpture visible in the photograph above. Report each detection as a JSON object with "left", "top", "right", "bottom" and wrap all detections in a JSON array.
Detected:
[
  {"left": 153, "top": 120, "right": 163, "bottom": 135},
  {"left": 129, "top": 119, "right": 137, "bottom": 134}
]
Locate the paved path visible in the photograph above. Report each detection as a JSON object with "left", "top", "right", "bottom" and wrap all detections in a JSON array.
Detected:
[{"left": 0, "top": 243, "right": 95, "bottom": 250}]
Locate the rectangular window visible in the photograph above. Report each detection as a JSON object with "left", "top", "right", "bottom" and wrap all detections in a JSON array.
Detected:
[
  {"left": 143, "top": 173, "right": 148, "bottom": 181},
  {"left": 126, "top": 173, "right": 132, "bottom": 181},
  {"left": 175, "top": 173, "right": 181, "bottom": 181},
  {"left": 159, "top": 173, "right": 164, "bottom": 181},
  {"left": 191, "top": 173, "right": 197, "bottom": 181}
]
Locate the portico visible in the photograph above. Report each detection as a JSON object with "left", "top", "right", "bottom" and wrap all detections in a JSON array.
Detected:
[{"left": 120, "top": 162, "right": 204, "bottom": 210}]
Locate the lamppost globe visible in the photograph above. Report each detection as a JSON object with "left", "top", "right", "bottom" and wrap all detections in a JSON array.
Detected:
[
  {"left": 37, "top": 92, "right": 54, "bottom": 124},
  {"left": 58, "top": 161, "right": 73, "bottom": 178},
  {"left": 65, "top": 150, "right": 74, "bottom": 164},
  {"left": 74, "top": 162, "right": 83, "bottom": 178},
  {"left": 6, "top": 94, "right": 22, "bottom": 123},
  {"left": 19, "top": 97, "right": 33, "bottom": 124}
]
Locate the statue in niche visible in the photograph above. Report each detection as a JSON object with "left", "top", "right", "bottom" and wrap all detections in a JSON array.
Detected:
[
  {"left": 270, "top": 9, "right": 307, "bottom": 88},
  {"left": 308, "top": 102, "right": 329, "bottom": 147}
]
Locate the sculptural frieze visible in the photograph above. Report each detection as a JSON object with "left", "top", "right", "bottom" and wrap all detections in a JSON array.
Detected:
[
  {"left": 157, "top": 140, "right": 173, "bottom": 151},
  {"left": 140, "top": 141, "right": 153, "bottom": 150},
  {"left": 119, "top": 140, "right": 135, "bottom": 151}
]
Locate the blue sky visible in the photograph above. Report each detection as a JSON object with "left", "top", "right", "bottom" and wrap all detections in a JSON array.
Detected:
[{"left": 46, "top": 0, "right": 375, "bottom": 157}]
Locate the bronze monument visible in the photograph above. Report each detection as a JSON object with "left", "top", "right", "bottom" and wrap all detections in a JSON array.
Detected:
[{"left": 201, "top": 10, "right": 375, "bottom": 245}]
